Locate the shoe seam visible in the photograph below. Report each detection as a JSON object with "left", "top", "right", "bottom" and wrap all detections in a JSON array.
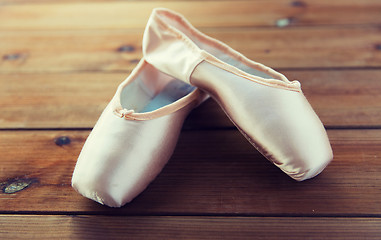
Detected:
[{"left": 201, "top": 52, "right": 302, "bottom": 92}]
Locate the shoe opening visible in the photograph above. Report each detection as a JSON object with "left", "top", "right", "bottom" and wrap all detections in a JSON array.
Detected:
[{"left": 120, "top": 63, "right": 196, "bottom": 113}]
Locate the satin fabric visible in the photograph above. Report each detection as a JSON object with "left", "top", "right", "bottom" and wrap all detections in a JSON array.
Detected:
[
  {"left": 142, "top": 8, "right": 333, "bottom": 181},
  {"left": 72, "top": 59, "right": 208, "bottom": 207}
]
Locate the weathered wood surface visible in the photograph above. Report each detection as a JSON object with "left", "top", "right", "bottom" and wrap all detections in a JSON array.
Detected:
[
  {"left": 1, "top": 26, "right": 380, "bottom": 73},
  {"left": 1, "top": 215, "right": 381, "bottom": 240},
  {"left": 1, "top": 129, "right": 381, "bottom": 215},
  {"left": 1, "top": 70, "right": 380, "bottom": 128},
  {"left": 1, "top": 0, "right": 380, "bottom": 29},
  {"left": 1, "top": 0, "right": 380, "bottom": 238}
]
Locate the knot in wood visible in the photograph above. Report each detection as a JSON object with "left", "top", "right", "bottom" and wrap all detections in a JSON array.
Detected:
[{"left": 55, "top": 136, "right": 71, "bottom": 146}]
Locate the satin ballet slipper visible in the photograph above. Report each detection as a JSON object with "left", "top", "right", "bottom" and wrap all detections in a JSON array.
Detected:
[
  {"left": 142, "top": 8, "right": 333, "bottom": 181},
  {"left": 72, "top": 59, "right": 208, "bottom": 207}
]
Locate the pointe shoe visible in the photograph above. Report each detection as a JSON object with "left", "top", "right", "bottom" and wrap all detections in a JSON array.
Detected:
[
  {"left": 142, "top": 8, "right": 333, "bottom": 181},
  {"left": 72, "top": 59, "right": 208, "bottom": 207}
]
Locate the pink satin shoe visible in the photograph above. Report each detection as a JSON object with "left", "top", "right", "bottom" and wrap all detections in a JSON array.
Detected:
[
  {"left": 142, "top": 8, "right": 333, "bottom": 181},
  {"left": 72, "top": 59, "right": 208, "bottom": 207}
]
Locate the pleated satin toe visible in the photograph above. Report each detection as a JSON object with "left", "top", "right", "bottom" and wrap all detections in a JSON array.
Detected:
[
  {"left": 72, "top": 59, "right": 208, "bottom": 207},
  {"left": 142, "top": 8, "right": 333, "bottom": 181}
]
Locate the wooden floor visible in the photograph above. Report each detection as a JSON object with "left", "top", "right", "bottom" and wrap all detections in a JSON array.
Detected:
[{"left": 1, "top": 0, "right": 381, "bottom": 239}]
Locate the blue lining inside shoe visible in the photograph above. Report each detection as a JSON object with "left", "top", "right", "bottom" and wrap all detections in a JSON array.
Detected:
[{"left": 140, "top": 79, "right": 195, "bottom": 113}]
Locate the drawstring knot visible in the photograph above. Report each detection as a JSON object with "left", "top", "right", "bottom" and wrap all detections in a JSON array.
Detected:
[{"left": 117, "top": 109, "right": 135, "bottom": 118}]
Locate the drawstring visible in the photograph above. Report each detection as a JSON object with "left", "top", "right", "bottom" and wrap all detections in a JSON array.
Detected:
[{"left": 117, "top": 109, "right": 135, "bottom": 118}]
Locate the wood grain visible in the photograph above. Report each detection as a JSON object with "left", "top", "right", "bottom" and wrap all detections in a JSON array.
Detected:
[
  {"left": 1, "top": 70, "right": 380, "bottom": 129},
  {"left": 0, "top": 73, "right": 125, "bottom": 128},
  {"left": 1, "top": 129, "right": 381, "bottom": 215},
  {"left": 1, "top": 0, "right": 380, "bottom": 30},
  {"left": 1, "top": 0, "right": 380, "bottom": 238},
  {"left": 1, "top": 215, "right": 381, "bottom": 240},
  {"left": 1, "top": 26, "right": 380, "bottom": 74}
]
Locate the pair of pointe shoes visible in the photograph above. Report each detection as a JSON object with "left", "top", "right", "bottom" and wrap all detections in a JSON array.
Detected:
[{"left": 72, "top": 8, "right": 333, "bottom": 207}]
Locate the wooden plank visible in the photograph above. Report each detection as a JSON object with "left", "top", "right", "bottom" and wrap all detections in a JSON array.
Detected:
[
  {"left": 0, "top": 0, "right": 380, "bottom": 30},
  {"left": 0, "top": 73, "right": 126, "bottom": 128},
  {"left": 1, "top": 215, "right": 381, "bottom": 239},
  {"left": 1, "top": 129, "right": 381, "bottom": 215},
  {"left": 1, "top": 70, "right": 380, "bottom": 128},
  {"left": 285, "top": 69, "right": 381, "bottom": 127},
  {"left": 1, "top": 26, "right": 380, "bottom": 74}
]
